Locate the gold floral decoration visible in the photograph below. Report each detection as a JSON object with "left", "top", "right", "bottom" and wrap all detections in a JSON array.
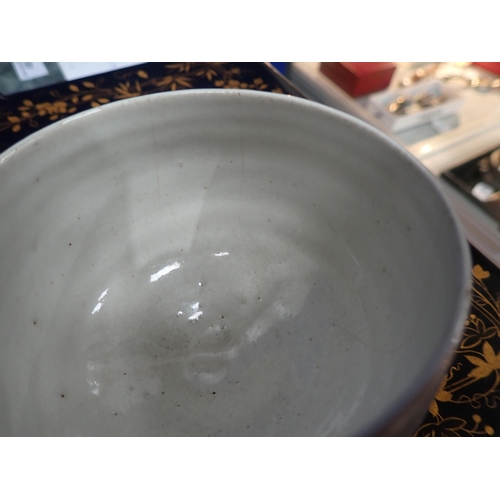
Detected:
[
  {"left": 1, "top": 98, "right": 80, "bottom": 133},
  {"left": 415, "top": 263, "right": 500, "bottom": 436},
  {"left": 0, "top": 64, "right": 285, "bottom": 134},
  {"left": 114, "top": 81, "right": 143, "bottom": 99}
]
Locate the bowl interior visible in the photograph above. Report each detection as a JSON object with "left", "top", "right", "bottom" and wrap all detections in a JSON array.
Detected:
[{"left": 0, "top": 90, "right": 469, "bottom": 436}]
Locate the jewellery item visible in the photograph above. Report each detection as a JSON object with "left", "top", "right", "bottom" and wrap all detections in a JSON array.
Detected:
[{"left": 387, "top": 91, "right": 446, "bottom": 115}]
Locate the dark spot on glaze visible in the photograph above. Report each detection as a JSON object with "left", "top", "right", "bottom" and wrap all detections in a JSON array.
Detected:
[
  {"left": 212, "top": 392, "right": 216, "bottom": 395},
  {"left": 33, "top": 321, "right": 36, "bottom": 325},
  {"left": 61, "top": 394, "right": 65, "bottom": 398}
]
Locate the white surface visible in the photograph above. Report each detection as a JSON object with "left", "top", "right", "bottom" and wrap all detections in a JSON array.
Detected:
[
  {"left": 0, "top": 90, "right": 470, "bottom": 436},
  {"left": 471, "top": 182, "right": 495, "bottom": 202},
  {"left": 57, "top": 62, "right": 144, "bottom": 81},
  {"left": 12, "top": 62, "right": 49, "bottom": 81}
]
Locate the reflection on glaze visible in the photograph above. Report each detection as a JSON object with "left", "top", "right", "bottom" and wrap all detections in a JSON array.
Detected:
[
  {"left": 61, "top": 106, "right": 101, "bottom": 125},
  {"left": 0, "top": 148, "right": 16, "bottom": 165},
  {"left": 86, "top": 362, "right": 100, "bottom": 396},
  {"left": 82, "top": 242, "right": 325, "bottom": 413},
  {"left": 150, "top": 261, "right": 181, "bottom": 283},
  {"left": 91, "top": 288, "right": 109, "bottom": 314},
  {"left": 315, "top": 383, "right": 367, "bottom": 436},
  {"left": 183, "top": 345, "right": 239, "bottom": 384},
  {"left": 198, "top": 370, "right": 226, "bottom": 384},
  {"left": 187, "top": 301, "right": 202, "bottom": 323}
]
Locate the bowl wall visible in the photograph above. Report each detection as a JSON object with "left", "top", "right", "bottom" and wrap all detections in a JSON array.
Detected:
[{"left": 0, "top": 90, "right": 470, "bottom": 435}]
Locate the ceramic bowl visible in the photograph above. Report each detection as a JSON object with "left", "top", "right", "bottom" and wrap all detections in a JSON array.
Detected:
[{"left": 0, "top": 89, "right": 470, "bottom": 436}]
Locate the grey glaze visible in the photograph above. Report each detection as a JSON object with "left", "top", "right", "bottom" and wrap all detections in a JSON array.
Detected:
[{"left": 0, "top": 90, "right": 470, "bottom": 436}]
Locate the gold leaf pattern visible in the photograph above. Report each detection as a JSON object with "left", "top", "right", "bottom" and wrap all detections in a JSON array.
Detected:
[
  {"left": 165, "top": 63, "right": 191, "bottom": 73},
  {"left": 415, "top": 262, "right": 500, "bottom": 436},
  {"left": 429, "top": 399, "right": 439, "bottom": 417},
  {"left": 114, "top": 81, "right": 142, "bottom": 99},
  {"left": 473, "top": 264, "right": 490, "bottom": 280},
  {"left": 0, "top": 64, "right": 291, "bottom": 136},
  {"left": 465, "top": 342, "right": 500, "bottom": 379}
]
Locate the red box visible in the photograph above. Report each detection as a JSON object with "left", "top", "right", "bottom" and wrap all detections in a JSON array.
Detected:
[
  {"left": 320, "top": 62, "right": 396, "bottom": 97},
  {"left": 473, "top": 62, "right": 500, "bottom": 76}
]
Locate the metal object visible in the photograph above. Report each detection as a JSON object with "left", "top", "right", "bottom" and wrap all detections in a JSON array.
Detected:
[
  {"left": 402, "top": 63, "right": 500, "bottom": 93},
  {"left": 400, "top": 63, "right": 440, "bottom": 87},
  {"left": 387, "top": 91, "right": 446, "bottom": 115},
  {"left": 442, "top": 74, "right": 500, "bottom": 92}
]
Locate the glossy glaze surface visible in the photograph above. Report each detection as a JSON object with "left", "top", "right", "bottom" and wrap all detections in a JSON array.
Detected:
[{"left": 0, "top": 90, "right": 470, "bottom": 435}]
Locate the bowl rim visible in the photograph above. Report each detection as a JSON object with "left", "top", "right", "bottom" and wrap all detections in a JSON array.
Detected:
[{"left": 0, "top": 88, "right": 472, "bottom": 436}]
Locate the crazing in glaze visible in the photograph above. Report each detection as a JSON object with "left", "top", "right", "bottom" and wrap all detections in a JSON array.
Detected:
[{"left": 0, "top": 90, "right": 470, "bottom": 436}]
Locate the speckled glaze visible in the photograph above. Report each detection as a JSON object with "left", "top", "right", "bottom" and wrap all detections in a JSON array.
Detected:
[{"left": 0, "top": 90, "right": 470, "bottom": 436}]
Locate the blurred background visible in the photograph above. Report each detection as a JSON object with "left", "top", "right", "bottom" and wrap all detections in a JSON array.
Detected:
[{"left": 283, "top": 62, "right": 500, "bottom": 270}]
